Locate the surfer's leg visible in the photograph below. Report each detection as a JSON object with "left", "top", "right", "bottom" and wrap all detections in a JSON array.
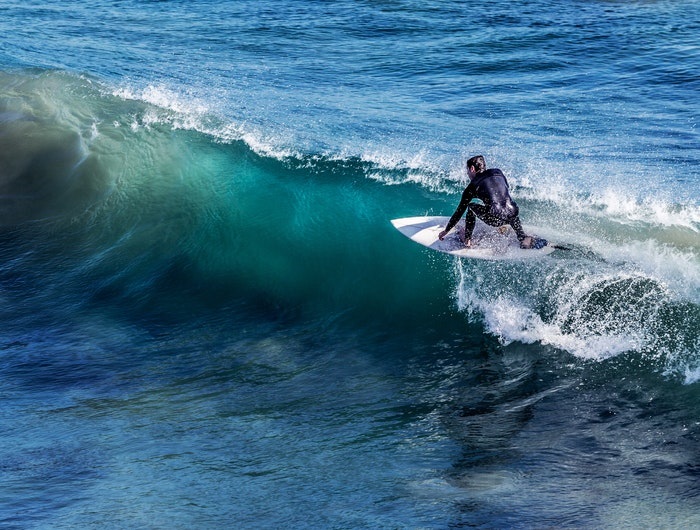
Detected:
[
  {"left": 509, "top": 216, "right": 547, "bottom": 249},
  {"left": 467, "top": 204, "right": 507, "bottom": 241},
  {"left": 471, "top": 204, "right": 505, "bottom": 229},
  {"left": 464, "top": 208, "right": 477, "bottom": 241},
  {"left": 509, "top": 216, "right": 529, "bottom": 241}
]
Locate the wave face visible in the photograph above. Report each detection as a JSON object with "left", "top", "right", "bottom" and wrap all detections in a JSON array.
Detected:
[
  {"left": 0, "top": 70, "right": 698, "bottom": 380},
  {"left": 0, "top": 71, "right": 455, "bottom": 328}
]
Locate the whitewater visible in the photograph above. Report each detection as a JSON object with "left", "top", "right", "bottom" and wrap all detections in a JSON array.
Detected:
[{"left": 1, "top": 1, "right": 699, "bottom": 528}]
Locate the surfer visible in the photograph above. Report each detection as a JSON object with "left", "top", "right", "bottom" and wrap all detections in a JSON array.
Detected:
[{"left": 438, "top": 155, "right": 536, "bottom": 249}]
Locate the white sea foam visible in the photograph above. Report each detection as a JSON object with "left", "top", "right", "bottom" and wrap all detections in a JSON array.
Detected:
[
  {"left": 456, "top": 283, "right": 646, "bottom": 360},
  {"left": 358, "top": 149, "right": 455, "bottom": 193},
  {"left": 599, "top": 239, "right": 700, "bottom": 301},
  {"left": 109, "top": 82, "right": 474, "bottom": 189},
  {"left": 112, "top": 83, "right": 300, "bottom": 160},
  {"left": 518, "top": 178, "right": 700, "bottom": 233},
  {"left": 683, "top": 363, "right": 700, "bottom": 385},
  {"left": 453, "top": 258, "right": 692, "bottom": 363}
]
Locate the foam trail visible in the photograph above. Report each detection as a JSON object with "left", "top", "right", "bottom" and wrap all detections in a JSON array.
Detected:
[{"left": 454, "top": 246, "right": 699, "bottom": 381}]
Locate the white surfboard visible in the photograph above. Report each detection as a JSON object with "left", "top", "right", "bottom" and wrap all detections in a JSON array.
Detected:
[{"left": 391, "top": 216, "right": 556, "bottom": 260}]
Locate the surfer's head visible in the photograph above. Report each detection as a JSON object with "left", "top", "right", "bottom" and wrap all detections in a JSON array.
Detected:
[{"left": 467, "top": 155, "right": 486, "bottom": 179}]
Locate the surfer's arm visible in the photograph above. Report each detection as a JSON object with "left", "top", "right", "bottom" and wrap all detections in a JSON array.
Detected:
[{"left": 439, "top": 187, "right": 473, "bottom": 240}]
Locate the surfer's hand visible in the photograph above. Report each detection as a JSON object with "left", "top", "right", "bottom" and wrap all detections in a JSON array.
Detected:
[{"left": 438, "top": 230, "right": 447, "bottom": 240}]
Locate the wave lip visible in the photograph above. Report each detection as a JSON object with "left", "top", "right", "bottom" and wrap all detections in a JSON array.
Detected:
[
  {"left": 111, "top": 83, "right": 301, "bottom": 161},
  {"left": 0, "top": 71, "right": 115, "bottom": 225}
]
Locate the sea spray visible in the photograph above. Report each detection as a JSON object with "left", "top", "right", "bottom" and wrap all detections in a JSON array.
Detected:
[{"left": 453, "top": 251, "right": 700, "bottom": 380}]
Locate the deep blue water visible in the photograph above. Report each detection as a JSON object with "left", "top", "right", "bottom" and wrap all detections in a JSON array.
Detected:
[{"left": 0, "top": 1, "right": 699, "bottom": 528}]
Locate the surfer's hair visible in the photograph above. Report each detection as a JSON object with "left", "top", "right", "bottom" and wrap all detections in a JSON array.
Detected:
[{"left": 467, "top": 155, "right": 486, "bottom": 173}]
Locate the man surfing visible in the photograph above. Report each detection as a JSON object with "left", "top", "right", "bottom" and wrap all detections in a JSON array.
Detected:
[{"left": 438, "top": 155, "right": 541, "bottom": 249}]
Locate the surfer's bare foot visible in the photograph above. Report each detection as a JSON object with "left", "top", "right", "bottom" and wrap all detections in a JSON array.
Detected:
[
  {"left": 498, "top": 225, "right": 510, "bottom": 235},
  {"left": 464, "top": 238, "right": 472, "bottom": 248}
]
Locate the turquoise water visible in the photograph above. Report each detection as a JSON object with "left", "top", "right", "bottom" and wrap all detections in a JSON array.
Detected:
[{"left": 1, "top": 1, "right": 699, "bottom": 528}]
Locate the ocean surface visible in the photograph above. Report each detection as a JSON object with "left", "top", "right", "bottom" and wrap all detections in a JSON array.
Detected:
[{"left": 0, "top": 0, "right": 698, "bottom": 528}]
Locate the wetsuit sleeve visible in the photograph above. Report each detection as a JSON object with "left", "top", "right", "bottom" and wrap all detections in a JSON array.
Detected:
[{"left": 444, "top": 185, "right": 475, "bottom": 234}]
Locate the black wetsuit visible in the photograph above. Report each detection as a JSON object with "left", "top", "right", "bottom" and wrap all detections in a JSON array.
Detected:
[{"left": 444, "top": 168, "right": 527, "bottom": 241}]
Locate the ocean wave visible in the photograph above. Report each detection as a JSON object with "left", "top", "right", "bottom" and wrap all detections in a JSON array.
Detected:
[{"left": 2, "top": 68, "right": 699, "bottom": 383}]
